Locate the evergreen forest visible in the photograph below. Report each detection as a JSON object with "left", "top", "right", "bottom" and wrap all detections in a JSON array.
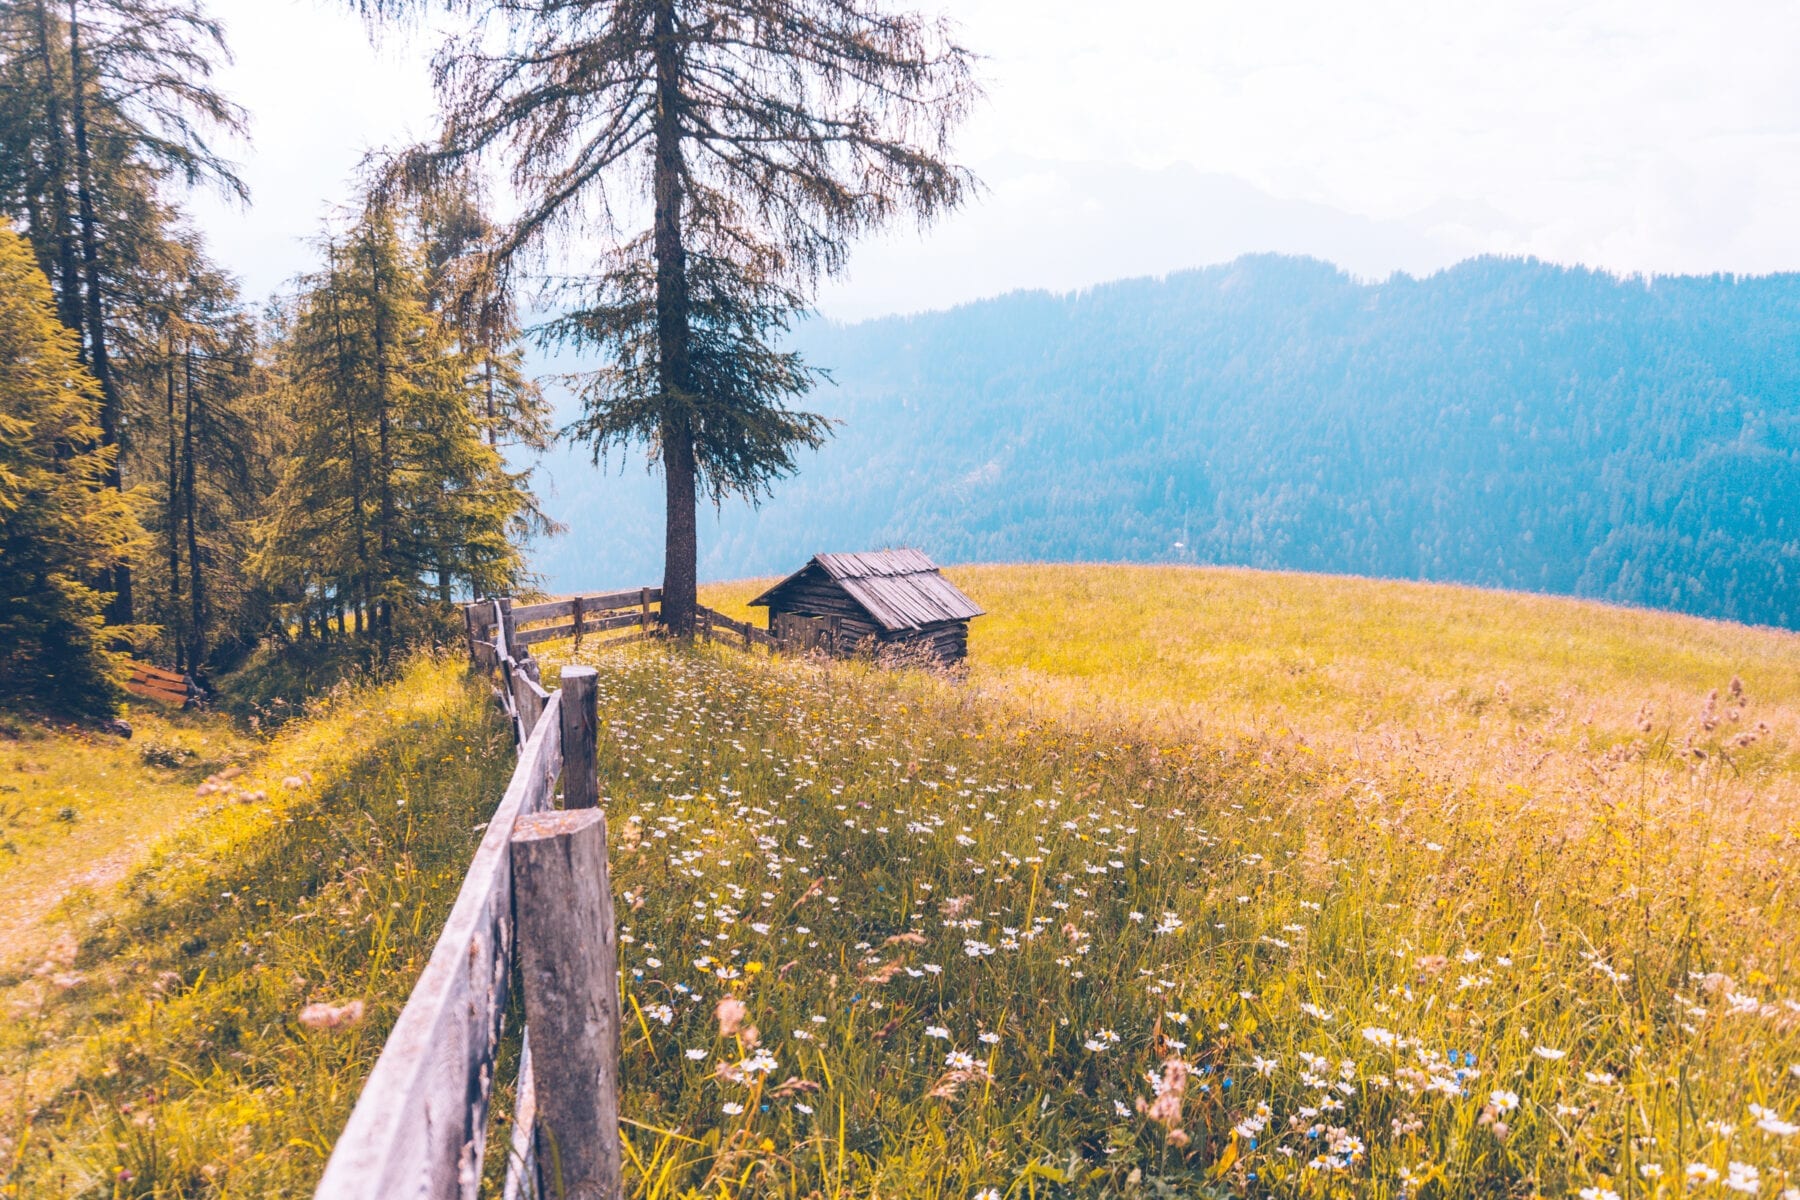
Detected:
[{"left": 536, "top": 253, "right": 1800, "bottom": 629}]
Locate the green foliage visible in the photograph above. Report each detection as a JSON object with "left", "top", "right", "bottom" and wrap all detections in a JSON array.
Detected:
[
  {"left": 552, "top": 238, "right": 833, "bottom": 503},
  {"left": 254, "top": 200, "right": 546, "bottom": 658},
  {"left": 537, "top": 253, "right": 1800, "bottom": 630},
  {"left": 0, "top": 223, "right": 141, "bottom": 717}
]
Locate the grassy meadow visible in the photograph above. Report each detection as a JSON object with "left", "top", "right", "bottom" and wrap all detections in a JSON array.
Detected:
[
  {"left": 1, "top": 564, "right": 1796, "bottom": 1199},
  {"left": 621, "top": 565, "right": 1798, "bottom": 1198},
  {"left": 1, "top": 656, "right": 515, "bottom": 1197}
]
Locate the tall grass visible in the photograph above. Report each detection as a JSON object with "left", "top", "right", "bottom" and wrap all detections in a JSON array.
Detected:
[
  {"left": 1, "top": 654, "right": 514, "bottom": 1198},
  {"left": 528, "top": 625, "right": 1799, "bottom": 1200}
]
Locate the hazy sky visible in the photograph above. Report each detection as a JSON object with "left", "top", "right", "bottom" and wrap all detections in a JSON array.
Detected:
[{"left": 193, "top": 0, "right": 1800, "bottom": 318}]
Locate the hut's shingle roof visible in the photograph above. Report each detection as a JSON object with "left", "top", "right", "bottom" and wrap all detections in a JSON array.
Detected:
[{"left": 749, "top": 549, "right": 983, "bottom": 632}]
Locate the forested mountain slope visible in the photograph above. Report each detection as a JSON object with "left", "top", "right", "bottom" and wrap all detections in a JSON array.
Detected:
[{"left": 533, "top": 254, "right": 1800, "bottom": 628}]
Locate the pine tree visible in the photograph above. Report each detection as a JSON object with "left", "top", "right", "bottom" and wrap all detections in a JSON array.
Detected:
[
  {"left": 371, "top": 0, "right": 978, "bottom": 632},
  {"left": 0, "top": 0, "right": 246, "bottom": 623},
  {"left": 0, "top": 221, "right": 141, "bottom": 716},
  {"left": 255, "top": 201, "right": 544, "bottom": 662}
]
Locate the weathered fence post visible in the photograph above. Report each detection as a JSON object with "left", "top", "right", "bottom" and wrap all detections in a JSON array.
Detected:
[
  {"left": 509, "top": 810, "right": 622, "bottom": 1200},
  {"left": 639, "top": 587, "right": 650, "bottom": 633},
  {"left": 559, "top": 666, "right": 599, "bottom": 810},
  {"left": 572, "top": 594, "right": 585, "bottom": 650},
  {"left": 498, "top": 597, "right": 517, "bottom": 659},
  {"left": 463, "top": 603, "right": 482, "bottom": 668}
]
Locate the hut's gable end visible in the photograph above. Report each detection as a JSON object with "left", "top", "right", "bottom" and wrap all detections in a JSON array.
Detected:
[
  {"left": 750, "top": 549, "right": 980, "bottom": 666},
  {"left": 750, "top": 549, "right": 981, "bottom": 633}
]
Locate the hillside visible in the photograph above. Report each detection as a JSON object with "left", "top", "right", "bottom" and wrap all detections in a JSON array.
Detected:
[
  {"left": 535, "top": 254, "right": 1800, "bottom": 629},
  {"left": 1, "top": 659, "right": 517, "bottom": 1196},
  {"left": 6, "top": 568, "right": 1796, "bottom": 1197}
]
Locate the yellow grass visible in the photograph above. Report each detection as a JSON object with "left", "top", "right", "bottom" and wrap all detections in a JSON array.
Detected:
[
  {"left": 1, "top": 655, "right": 515, "bottom": 1197},
  {"left": 0, "top": 706, "right": 258, "bottom": 971}
]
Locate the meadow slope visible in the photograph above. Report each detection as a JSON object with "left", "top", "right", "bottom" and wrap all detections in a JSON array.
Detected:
[
  {"left": 655, "top": 565, "right": 1799, "bottom": 1196},
  {"left": 4, "top": 566, "right": 1796, "bottom": 1199}
]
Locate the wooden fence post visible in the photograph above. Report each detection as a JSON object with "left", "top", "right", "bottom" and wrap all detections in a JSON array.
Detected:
[
  {"left": 639, "top": 587, "right": 650, "bottom": 633},
  {"left": 560, "top": 666, "right": 599, "bottom": 810},
  {"left": 509, "top": 810, "right": 622, "bottom": 1200},
  {"left": 572, "top": 594, "right": 585, "bottom": 650},
  {"left": 463, "top": 603, "right": 482, "bottom": 668},
  {"left": 498, "top": 597, "right": 517, "bottom": 660}
]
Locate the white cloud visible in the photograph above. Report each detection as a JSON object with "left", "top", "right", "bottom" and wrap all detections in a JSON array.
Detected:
[{"left": 192, "top": 0, "right": 1800, "bottom": 312}]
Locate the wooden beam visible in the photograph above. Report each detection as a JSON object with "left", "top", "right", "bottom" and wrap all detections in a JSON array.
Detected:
[
  {"left": 511, "top": 612, "right": 644, "bottom": 648},
  {"left": 509, "top": 589, "right": 664, "bottom": 627},
  {"left": 509, "top": 810, "right": 623, "bottom": 1200},
  {"left": 313, "top": 692, "right": 564, "bottom": 1200},
  {"left": 497, "top": 597, "right": 517, "bottom": 662},
  {"left": 559, "top": 667, "right": 599, "bottom": 810}
]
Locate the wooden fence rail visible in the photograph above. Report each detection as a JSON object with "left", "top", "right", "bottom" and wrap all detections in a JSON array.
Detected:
[
  {"left": 317, "top": 591, "right": 787, "bottom": 1200},
  {"left": 315, "top": 602, "right": 619, "bottom": 1200}
]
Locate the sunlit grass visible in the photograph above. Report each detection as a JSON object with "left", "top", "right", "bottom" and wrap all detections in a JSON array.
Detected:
[
  {"left": 589, "top": 566, "right": 1800, "bottom": 1198},
  {"left": 6, "top": 564, "right": 1798, "bottom": 1198},
  {"left": 0, "top": 654, "right": 513, "bottom": 1198}
]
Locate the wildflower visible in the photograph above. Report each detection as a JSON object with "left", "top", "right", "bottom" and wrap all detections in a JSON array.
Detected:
[
  {"left": 945, "top": 1050, "right": 977, "bottom": 1070},
  {"left": 1751, "top": 1104, "right": 1798, "bottom": 1137},
  {"left": 722, "top": 1102, "right": 745, "bottom": 1115},
  {"left": 713, "top": 996, "right": 750, "bottom": 1037},
  {"left": 1688, "top": 1164, "right": 1721, "bottom": 1184},
  {"left": 1299, "top": 1002, "right": 1334, "bottom": 1021},
  {"left": 925, "top": 1025, "right": 950, "bottom": 1039},
  {"left": 974, "top": 1190, "right": 1001, "bottom": 1200},
  {"left": 1252, "top": 1055, "right": 1279, "bottom": 1077},
  {"left": 1577, "top": 1189, "right": 1619, "bottom": 1200},
  {"left": 298, "top": 999, "right": 365, "bottom": 1031},
  {"left": 1361, "top": 1027, "right": 1398, "bottom": 1048},
  {"left": 1489, "top": 1089, "right": 1519, "bottom": 1113},
  {"left": 685, "top": 1049, "right": 708, "bottom": 1060},
  {"left": 1724, "top": 1162, "right": 1760, "bottom": 1194},
  {"left": 979, "top": 1031, "right": 1000, "bottom": 1045},
  {"left": 1533, "top": 1046, "right": 1566, "bottom": 1060},
  {"left": 1640, "top": 1164, "right": 1664, "bottom": 1179}
]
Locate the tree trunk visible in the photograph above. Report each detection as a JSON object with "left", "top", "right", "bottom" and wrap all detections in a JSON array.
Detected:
[
  {"left": 165, "top": 345, "right": 184, "bottom": 669},
  {"left": 183, "top": 343, "right": 206, "bottom": 666},
  {"left": 326, "top": 250, "right": 370, "bottom": 641},
  {"left": 68, "top": 1, "right": 129, "bottom": 622},
  {"left": 29, "top": 0, "right": 80, "bottom": 333},
  {"left": 652, "top": 0, "right": 696, "bottom": 635},
  {"left": 367, "top": 226, "right": 395, "bottom": 661}
]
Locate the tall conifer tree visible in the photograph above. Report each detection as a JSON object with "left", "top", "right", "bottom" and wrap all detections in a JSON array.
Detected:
[
  {"left": 256, "top": 201, "right": 545, "bottom": 661},
  {"left": 0, "top": 222, "right": 141, "bottom": 715},
  {"left": 363, "top": 0, "right": 978, "bottom": 631}
]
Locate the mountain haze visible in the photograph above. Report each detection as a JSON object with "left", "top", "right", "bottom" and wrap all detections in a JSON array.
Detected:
[{"left": 531, "top": 254, "right": 1800, "bottom": 629}]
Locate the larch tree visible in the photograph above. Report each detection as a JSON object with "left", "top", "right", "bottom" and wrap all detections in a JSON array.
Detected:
[
  {"left": 0, "top": 0, "right": 245, "bottom": 623},
  {"left": 255, "top": 200, "right": 544, "bottom": 662},
  {"left": 363, "top": 0, "right": 979, "bottom": 632},
  {"left": 0, "top": 222, "right": 142, "bottom": 716},
  {"left": 125, "top": 233, "right": 264, "bottom": 672}
]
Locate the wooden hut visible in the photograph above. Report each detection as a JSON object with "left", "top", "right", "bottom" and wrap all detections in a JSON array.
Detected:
[{"left": 748, "top": 549, "right": 982, "bottom": 666}]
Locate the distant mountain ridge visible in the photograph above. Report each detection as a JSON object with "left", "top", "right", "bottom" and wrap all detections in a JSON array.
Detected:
[{"left": 529, "top": 253, "right": 1800, "bottom": 629}]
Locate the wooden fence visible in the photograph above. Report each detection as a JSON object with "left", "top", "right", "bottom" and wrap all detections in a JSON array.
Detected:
[{"left": 315, "top": 590, "right": 779, "bottom": 1200}]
